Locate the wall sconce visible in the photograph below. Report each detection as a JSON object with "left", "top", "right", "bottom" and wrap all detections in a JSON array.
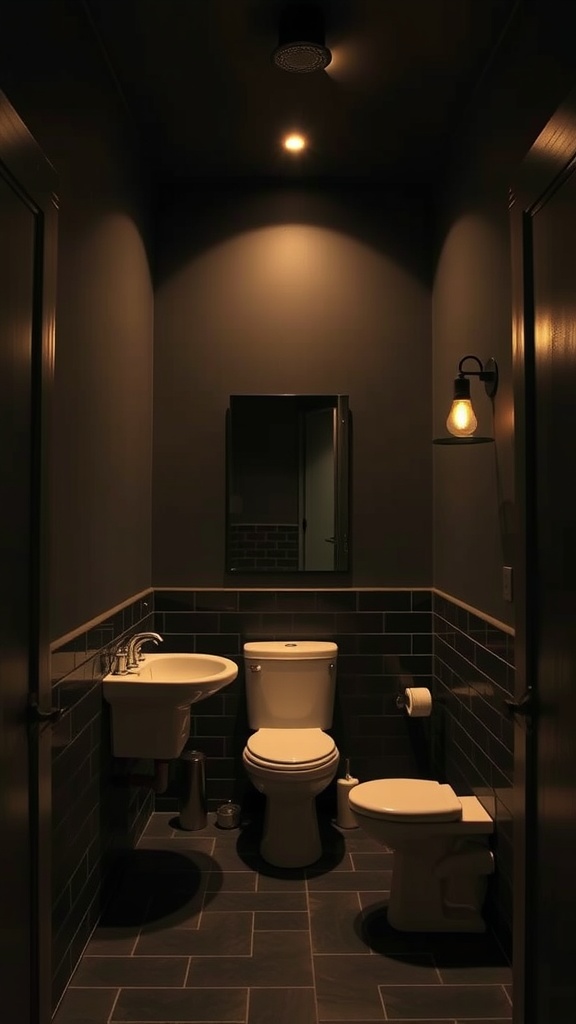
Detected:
[{"left": 433, "top": 355, "right": 498, "bottom": 445}]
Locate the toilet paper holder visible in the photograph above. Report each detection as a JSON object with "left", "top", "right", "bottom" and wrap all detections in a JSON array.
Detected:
[{"left": 396, "top": 686, "right": 433, "bottom": 717}]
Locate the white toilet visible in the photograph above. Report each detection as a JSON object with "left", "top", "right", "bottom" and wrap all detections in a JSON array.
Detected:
[
  {"left": 242, "top": 640, "right": 340, "bottom": 868},
  {"left": 349, "top": 777, "right": 494, "bottom": 932}
]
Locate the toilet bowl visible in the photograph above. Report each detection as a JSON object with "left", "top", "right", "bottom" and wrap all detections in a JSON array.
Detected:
[
  {"left": 242, "top": 641, "right": 340, "bottom": 868},
  {"left": 349, "top": 778, "right": 494, "bottom": 932}
]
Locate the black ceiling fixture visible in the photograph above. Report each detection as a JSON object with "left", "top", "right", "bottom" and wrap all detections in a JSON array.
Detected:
[{"left": 272, "top": 3, "right": 332, "bottom": 73}]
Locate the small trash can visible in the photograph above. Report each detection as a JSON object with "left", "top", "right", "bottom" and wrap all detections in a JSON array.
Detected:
[
  {"left": 216, "top": 801, "right": 241, "bottom": 829},
  {"left": 178, "top": 749, "right": 207, "bottom": 830}
]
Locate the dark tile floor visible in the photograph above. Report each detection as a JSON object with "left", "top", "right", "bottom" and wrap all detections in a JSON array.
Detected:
[{"left": 54, "top": 811, "right": 513, "bottom": 1023}]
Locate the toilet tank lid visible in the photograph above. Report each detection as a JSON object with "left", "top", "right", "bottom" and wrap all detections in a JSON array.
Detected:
[
  {"left": 349, "top": 778, "right": 462, "bottom": 822},
  {"left": 243, "top": 641, "right": 338, "bottom": 660}
]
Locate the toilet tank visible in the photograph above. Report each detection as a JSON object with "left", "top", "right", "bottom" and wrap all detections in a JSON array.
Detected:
[{"left": 243, "top": 641, "right": 338, "bottom": 729}]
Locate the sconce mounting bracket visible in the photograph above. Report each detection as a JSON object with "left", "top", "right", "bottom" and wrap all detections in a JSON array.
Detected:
[{"left": 457, "top": 354, "right": 498, "bottom": 398}]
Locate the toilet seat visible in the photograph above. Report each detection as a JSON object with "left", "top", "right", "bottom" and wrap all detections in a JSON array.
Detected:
[
  {"left": 245, "top": 728, "right": 337, "bottom": 771},
  {"left": 349, "top": 778, "right": 462, "bottom": 822}
]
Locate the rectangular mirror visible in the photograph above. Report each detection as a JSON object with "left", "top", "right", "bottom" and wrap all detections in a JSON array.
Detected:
[{"left": 226, "top": 395, "right": 350, "bottom": 573}]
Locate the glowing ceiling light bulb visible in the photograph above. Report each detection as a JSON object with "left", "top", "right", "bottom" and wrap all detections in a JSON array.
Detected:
[{"left": 283, "top": 133, "right": 306, "bottom": 152}]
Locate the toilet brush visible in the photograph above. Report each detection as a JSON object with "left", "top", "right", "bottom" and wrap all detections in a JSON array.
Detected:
[{"left": 336, "top": 758, "right": 359, "bottom": 829}]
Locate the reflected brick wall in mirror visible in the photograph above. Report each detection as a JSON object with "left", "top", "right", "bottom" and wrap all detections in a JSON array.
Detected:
[{"left": 228, "top": 523, "right": 299, "bottom": 570}]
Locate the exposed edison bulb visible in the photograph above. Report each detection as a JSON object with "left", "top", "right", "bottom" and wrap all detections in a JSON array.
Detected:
[
  {"left": 446, "top": 398, "right": 478, "bottom": 437},
  {"left": 283, "top": 133, "right": 306, "bottom": 152}
]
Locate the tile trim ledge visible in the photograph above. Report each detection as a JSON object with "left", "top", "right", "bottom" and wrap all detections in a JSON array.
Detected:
[
  {"left": 154, "top": 585, "right": 432, "bottom": 592},
  {"left": 50, "top": 584, "right": 513, "bottom": 649},
  {"left": 50, "top": 588, "right": 153, "bottom": 650},
  {"left": 433, "top": 587, "right": 514, "bottom": 636}
]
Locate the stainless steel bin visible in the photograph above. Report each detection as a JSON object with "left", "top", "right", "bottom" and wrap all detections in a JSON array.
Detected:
[{"left": 178, "top": 749, "right": 207, "bottom": 830}]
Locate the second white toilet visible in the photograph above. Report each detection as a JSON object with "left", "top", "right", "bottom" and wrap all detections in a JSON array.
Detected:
[
  {"left": 349, "top": 777, "right": 494, "bottom": 932},
  {"left": 242, "top": 640, "right": 340, "bottom": 868}
]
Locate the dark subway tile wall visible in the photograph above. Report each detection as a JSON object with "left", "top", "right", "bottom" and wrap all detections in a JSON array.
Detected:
[
  {"left": 50, "top": 592, "right": 156, "bottom": 1011},
  {"left": 153, "top": 589, "right": 434, "bottom": 813},
  {"left": 431, "top": 593, "right": 515, "bottom": 957}
]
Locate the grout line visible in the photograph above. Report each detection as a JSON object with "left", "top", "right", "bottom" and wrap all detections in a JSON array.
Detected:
[
  {"left": 74, "top": 983, "right": 246, "bottom": 989},
  {"left": 254, "top": 927, "right": 309, "bottom": 932},
  {"left": 305, "top": 860, "right": 320, "bottom": 1024},
  {"left": 130, "top": 893, "right": 152, "bottom": 957},
  {"left": 377, "top": 981, "right": 389, "bottom": 1020},
  {"left": 80, "top": 954, "right": 191, "bottom": 959},
  {"left": 106, "top": 1019, "right": 247, "bottom": 1024},
  {"left": 73, "top": 979, "right": 510, "bottom": 987},
  {"left": 105, "top": 987, "right": 121, "bottom": 1024},
  {"left": 323, "top": 979, "right": 515, "bottom": 985},
  {"left": 313, "top": 950, "right": 386, "bottom": 957},
  {"left": 182, "top": 955, "right": 192, "bottom": 988}
]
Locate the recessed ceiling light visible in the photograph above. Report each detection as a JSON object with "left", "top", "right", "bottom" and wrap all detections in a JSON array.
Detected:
[
  {"left": 272, "top": 3, "right": 332, "bottom": 74},
  {"left": 273, "top": 40, "right": 331, "bottom": 74},
  {"left": 283, "top": 133, "right": 307, "bottom": 153}
]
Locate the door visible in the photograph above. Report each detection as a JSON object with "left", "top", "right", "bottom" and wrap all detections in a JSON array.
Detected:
[
  {"left": 0, "top": 94, "right": 57, "bottom": 1023},
  {"left": 511, "top": 89, "right": 576, "bottom": 1024},
  {"left": 300, "top": 406, "right": 336, "bottom": 570}
]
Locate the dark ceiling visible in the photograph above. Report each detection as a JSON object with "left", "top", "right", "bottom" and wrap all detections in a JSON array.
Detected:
[{"left": 84, "top": 0, "right": 520, "bottom": 185}]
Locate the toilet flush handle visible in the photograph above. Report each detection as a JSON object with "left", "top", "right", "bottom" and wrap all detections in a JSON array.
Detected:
[{"left": 249, "top": 663, "right": 261, "bottom": 672}]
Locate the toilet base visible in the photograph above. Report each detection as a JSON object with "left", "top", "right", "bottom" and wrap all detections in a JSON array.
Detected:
[
  {"left": 260, "top": 792, "right": 322, "bottom": 868},
  {"left": 387, "top": 839, "right": 494, "bottom": 932},
  {"left": 243, "top": 742, "right": 339, "bottom": 869}
]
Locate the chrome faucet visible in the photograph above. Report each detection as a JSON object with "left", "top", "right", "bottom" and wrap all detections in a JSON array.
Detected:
[
  {"left": 126, "top": 631, "right": 163, "bottom": 670},
  {"left": 109, "top": 643, "right": 129, "bottom": 675}
]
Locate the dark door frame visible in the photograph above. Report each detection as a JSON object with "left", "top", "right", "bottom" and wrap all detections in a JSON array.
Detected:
[
  {"left": 0, "top": 91, "right": 58, "bottom": 1022},
  {"left": 510, "top": 86, "right": 576, "bottom": 1024}
]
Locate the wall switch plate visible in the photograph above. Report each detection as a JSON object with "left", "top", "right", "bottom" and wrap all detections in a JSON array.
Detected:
[{"left": 503, "top": 565, "right": 513, "bottom": 602}]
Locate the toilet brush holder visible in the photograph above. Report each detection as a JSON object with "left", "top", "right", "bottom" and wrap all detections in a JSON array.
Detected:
[{"left": 336, "top": 759, "right": 359, "bottom": 829}]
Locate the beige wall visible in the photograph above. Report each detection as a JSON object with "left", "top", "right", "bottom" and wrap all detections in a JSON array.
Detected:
[
  {"left": 153, "top": 187, "right": 433, "bottom": 587},
  {"left": 0, "top": 0, "right": 154, "bottom": 639},
  {"left": 432, "top": 0, "right": 576, "bottom": 625},
  {"left": 4, "top": 1, "right": 576, "bottom": 634}
]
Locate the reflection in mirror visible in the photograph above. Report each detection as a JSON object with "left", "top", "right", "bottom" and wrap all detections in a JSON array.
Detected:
[{"left": 226, "top": 395, "right": 350, "bottom": 572}]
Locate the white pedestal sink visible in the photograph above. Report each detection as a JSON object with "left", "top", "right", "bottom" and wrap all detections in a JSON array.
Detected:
[{"left": 103, "top": 653, "right": 238, "bottom": 759}]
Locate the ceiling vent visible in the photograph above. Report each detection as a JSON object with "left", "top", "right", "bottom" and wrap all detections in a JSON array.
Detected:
[{"left": 272, "top": 3, "right": 332, "bottom": 74}]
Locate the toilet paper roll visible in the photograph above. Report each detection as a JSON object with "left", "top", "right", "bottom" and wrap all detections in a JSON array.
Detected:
[
  {"left": 404, "top": 686, "right": 432, "bottom": 717},
  {"left": 337, "top": 776, "right": 359, "bottom": 829}
]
